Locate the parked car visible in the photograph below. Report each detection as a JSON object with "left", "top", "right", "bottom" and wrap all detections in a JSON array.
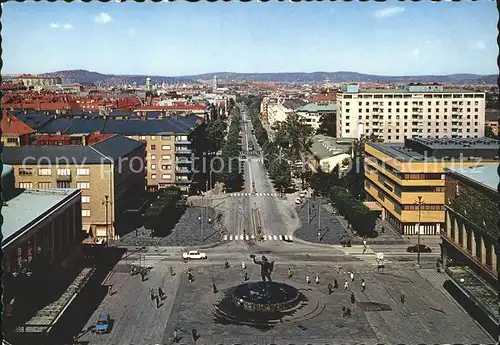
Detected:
[
  {"left": 299, "top": 191, "right": 307, "bottom": 198},
  {"left": 95, "top": 313, "right": 111, "bottom": 334},
  {"left": 295, "top": 198, "right": 302, "bottom": 205},
  {"left": 406, "top": 244, "right": 432, "bottom": 253},
  {"left": 182, "top": 250, "right": 208, "bottom": 260}
]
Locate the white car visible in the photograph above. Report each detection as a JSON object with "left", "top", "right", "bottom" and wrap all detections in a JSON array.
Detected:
[
  {"left": 182, "top": 250, "right": 207, "bottom": 260},
  {"left": 299, "top": 191, "right": 307, "bottom": 198},
  {"left": 295, "top": 198, "right": 302, "bottom": 205}
]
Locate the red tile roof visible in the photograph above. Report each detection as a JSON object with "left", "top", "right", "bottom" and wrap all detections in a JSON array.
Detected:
[
  {"left": 1, "top": 113, "right": 35, "bottom": 136},
  {"left": 134, "top": 104, "right": 207, "bottom": 111}
]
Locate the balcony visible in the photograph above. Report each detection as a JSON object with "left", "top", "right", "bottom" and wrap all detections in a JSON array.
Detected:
[
  {"left": 174, "top": 139, "right": 192, "bottom": 145},
  {"left": 56, "top": 174, "right": 71, "bottom": 182},
  {"left": 176, "top": 159, "right": 192, "bottom": 165},
  {"left": 174, "top": 147, "right": 193, "bottom": 155}
]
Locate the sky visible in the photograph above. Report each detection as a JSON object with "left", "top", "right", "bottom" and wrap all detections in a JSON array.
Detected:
[{"left": 2, "top": 1, "right": 498, "bottom": 76}]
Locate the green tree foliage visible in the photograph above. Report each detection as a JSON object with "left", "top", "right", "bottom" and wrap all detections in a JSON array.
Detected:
[
  {"left": 269, "top": 158, "right": 292, "bottom": 192},
  {"left": 485, "top": 124, "right": 495, "bottom": 138},
  {"left": 316, "top": 112, "right": 337, "bottom": 137},
  {"left": 143, "top": 187, "right": 183, "bottom": 231},
  {"left": 329, "top": 186, "right": 378, "bottom": 237},
  {"left": 216, "top": 104, "right": 243, "bottom": 191}
]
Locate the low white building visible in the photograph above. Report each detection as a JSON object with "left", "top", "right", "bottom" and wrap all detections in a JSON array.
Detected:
[
  {"left": 295, "top": 103, "right": 337, "bottom": 131},
  {"left": 308, "top": 135, "right": 356, "bottom": 174}
]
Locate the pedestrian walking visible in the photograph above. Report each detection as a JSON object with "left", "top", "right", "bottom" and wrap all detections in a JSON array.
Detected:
[
  {"left": 159, "top": 287, "right": 165, "bottom": 299},
  {"left": 191, "top": 327, "right": 198, "bottom": 341},
  {"left": 306, "top": 276, "right": 311, "bottom": 284},
  {"left": 362, "top": 239, "right": 367, "bottom": 254},
  {"left": 343, "top": 280, "right": 349, "bottom": 290},
  {"left": 244, "top": 272, "right": 249, "bottom": 281},
  {"left": 287, "top": 268, "right": 293, "bottom": 278},
  {"left": 333, "top": 278, "right": 338, "bottom": 289},
  {"left": 350, "top": 272, "right": 354, "bottom": 282},
  {"left": 242, "top": 261, "right": 246, "bottom": 269},
  {"left": 400, "top": 291, "right": 405, "bottom": 304},
  {"left": 212, "top": 282, "right": 218, "bottom": 293},
  {"left": 381, "top": 226, "right": 385, "bottom": 235},
  {"left": 328, "top": 283, "right": 333, "bottom": 295},
  {"left": 361, "top": 279, "right": 366, "bottom": 292},
  {"left": 341, "top": 305, "right": 346, "bottom": 317},
  {"left": 150, "top": 288, "right": 156, "bottom": 300},
  {"left": 156, "top": 295, "right": 161, "bottom": 308},
  {"left": 315, "top": 276, "right": 320, "bottom": 285},
  {"left": 173, "top": 329, "right": 179, "bottom": 342},
  {"left": 350, "top": 291, "right": 356, "bottom": 304},
  {"left": 345, "top": 307, "right": 351, "bottom": 317}
]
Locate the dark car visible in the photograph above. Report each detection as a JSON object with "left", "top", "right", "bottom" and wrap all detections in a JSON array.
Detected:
[{"left": 406, "top": 244, "right": 432, "bottom": 253}]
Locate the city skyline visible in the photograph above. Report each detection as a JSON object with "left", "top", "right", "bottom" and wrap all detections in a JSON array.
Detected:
[{"left": 3, "top": 1, "right": 499, "bottom": 76}]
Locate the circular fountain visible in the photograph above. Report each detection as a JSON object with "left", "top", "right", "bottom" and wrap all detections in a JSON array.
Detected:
[{"left": 232, "top": 282, "right": 301, "bottom": 313}]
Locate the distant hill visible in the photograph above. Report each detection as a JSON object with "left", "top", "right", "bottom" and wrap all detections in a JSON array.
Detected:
[
  {"left": 40, "top": 69, "right": 194, "bottom": 86},
  {"left": 40, "top": 69, "right": 498, "bottom": 85}
]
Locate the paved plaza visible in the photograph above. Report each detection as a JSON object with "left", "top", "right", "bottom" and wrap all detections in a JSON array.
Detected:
[{"left": 76, "top": 253, "right": 493, "bottom": 345}]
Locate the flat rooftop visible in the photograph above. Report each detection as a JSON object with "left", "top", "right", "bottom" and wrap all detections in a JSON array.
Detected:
[
  {"left": 311, "top": 135, "right": 354, "bottom": 159},
  {"left": 369, "top": 137, "right": 500, "bottom": 162},
  {"left": 353, "top": 88, "right": 481, "bottom": 94},
  {"left": 2, "top": 188, "right": 78, "bottom": 248},
  {"left": 445, "top": 164, "right": 499, "bottom": 193}
]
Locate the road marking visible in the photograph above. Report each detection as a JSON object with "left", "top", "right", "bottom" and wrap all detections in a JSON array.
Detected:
[
  {"left": 228, "top": 192, "right": 278, "bottom": 197},
  {"left": 223, "top": 234, "right": 294, "bottom": 242}
]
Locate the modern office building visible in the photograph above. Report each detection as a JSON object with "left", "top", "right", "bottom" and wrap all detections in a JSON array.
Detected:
[
  {"left": 364, "top": 137, "right": 499, "bottom": 235},
  {"left": 442, "top": 164, "right": 499, "bottom": 283},
  {"left": 337, "top": 83, "right": 486, "bottom": 142},
  {"left": 2, "top": 135, "right": 146, "bottom": 242}
]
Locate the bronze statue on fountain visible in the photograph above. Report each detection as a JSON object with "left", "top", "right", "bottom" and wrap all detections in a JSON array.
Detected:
[{"left": 251, "top": 254, "right": 274, "bottom": 283}]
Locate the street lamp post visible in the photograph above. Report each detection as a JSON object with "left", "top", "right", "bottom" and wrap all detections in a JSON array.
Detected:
[
  {"left": 102, "top": 195, "right": 110, "bottom": 245},
  {"left": 416, "top": 196, "right": 423, "bottom": 267}
]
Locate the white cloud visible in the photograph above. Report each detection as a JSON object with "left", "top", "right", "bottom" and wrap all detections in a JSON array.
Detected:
[
  {"left": 50, "top": 22, "right": 60, "bottom": 29},
  {"left": 474, "top": 41, "right": 486, "bottom": 50},
  {"left": 374, "top": 7, "right": 405, "bottom": 19},
  {"left": 412, "top": 48, "right": 420, "bottom": 57},
  {"left": 94, "top": 12, "right": 112, "bottom": 24},
  {"left": 63, "top": 23, "right": 73, "bottom": 29}
]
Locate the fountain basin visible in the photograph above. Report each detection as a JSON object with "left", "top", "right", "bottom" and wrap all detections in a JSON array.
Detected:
[{"left": 231, "top": 281, "right": 300, "bottom": 313}]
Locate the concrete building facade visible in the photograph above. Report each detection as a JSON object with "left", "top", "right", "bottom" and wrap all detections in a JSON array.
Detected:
[
  {"left": 2, "top": 136, "right": 146, "bottom": 242},
  {"left": 442, "top": 164, "right": 499, "bottom": 285},
  {"left": 337, "top": 84, "right": 486, "bottom": 142},
  {"left": 364, "top": 137, "right": 499, "bottom": 235}
]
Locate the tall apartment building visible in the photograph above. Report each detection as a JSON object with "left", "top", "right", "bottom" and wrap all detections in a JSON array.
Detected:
[
  {"left": 2, "top": 135, "right": 146, "bottom": 242},
  {"left": 10, "top": 111, "right": 201, "bottom": 193},
  {"left": 364, "top": 137, "right": 498, "bottom": 235},
  {"left": 337, "top": 84, "right": 486, "bottom": 142}
]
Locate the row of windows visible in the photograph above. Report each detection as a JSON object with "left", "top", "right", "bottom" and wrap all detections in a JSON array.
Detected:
[
  {"left": 19, "top": 181, "right": 91, "bottom": 190},
  {"left": 344, "top": 107, "right": 481, "bottom": 113},
  {"left": 345, "top": 114, "right": 480, "bottom": 121},
  {"left": 150, "top": 145, "right": 171, "bottom": 150},
  {"left": 151, "top": 174, "right": 172, "bottom": 180},
  {"left": 150, "top": 164, "right": 173, "bottom": 170},
  {"left": 150, "top": 154, "right": 172, "bottom": 160},
  {"left": 345, "top": 127, "right": 480, "bottom": 135},
  {"left": 19, "top": 168, "right": 90, "bottom": 176},
  {"left": 365, "top": 180, "right": 445, "bottom": 212},
  {"left": 342, "top": 94, "right": 483, "bottom": 99},
  {"left": 403, "top": 204, "right": 445, "bottom": 211},
  {"left": 139, "top": 135, "right": 188, "bottom": 141}
]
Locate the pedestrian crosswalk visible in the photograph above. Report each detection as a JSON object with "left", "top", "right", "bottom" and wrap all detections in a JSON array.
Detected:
[
  {"left": 332, "top": 245, "right": 391, "bottom": 265},
  {"left": 223, "top": 234, "right": 294, "bottom": 242},
  {"left": 228, "top": 192, "right": 278, "bottom": 197}
]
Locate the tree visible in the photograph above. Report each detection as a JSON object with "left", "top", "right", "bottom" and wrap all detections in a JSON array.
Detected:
[
  {"left": 316, "top": 112, "right": 337, "bottom": 137},
  {"left": 143, "top": 187, "right": 182, "bottom": 231},
  {"left": 485, "top": 124, "right": 495, "bottom": 138},
  {"left": 269, "top": 157, "right": 292, "bottom": 193}
]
